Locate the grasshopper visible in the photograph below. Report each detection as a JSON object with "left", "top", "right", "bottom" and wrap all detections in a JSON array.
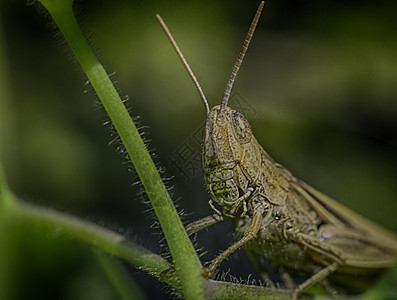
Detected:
[{"left": 157, "top": 2, "right": 397, "bottom": 298}]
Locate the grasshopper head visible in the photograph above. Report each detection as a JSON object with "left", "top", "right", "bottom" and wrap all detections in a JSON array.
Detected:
[
  {"left": 204, "top": 105, "right": 253, "bottom": 161},
  {"left": 203, "top": 105, "right": 262, "bottom": 217},
  {"left": 157, "top": 0, "right": 265, "bottom": 216}
]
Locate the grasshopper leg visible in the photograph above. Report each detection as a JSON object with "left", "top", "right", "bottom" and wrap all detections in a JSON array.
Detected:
[
  {"left": 160, "top": 213, "right": 224, "bottom": 281},
  {"left": 293, "top": 232, "right": 346, "bottom": 265},
  {"left": 185, "top": 213, "right": 224, "bottom": 235},
  {"left": 291, "top": 262, "right": 339, "bottom": 300},
  {"left": 159, "top": 264, "right": 175, "bottom": 282},
  {"left": 203, "top": 209, "right": 263, "bottom": 277},
  {"left": 285, "top": 231, "right": 345, "bottom": 298}
]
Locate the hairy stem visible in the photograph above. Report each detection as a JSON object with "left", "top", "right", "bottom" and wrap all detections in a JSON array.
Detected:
[
  {"left": 12, "top": 195, "right": 293, "bottom": 299},
  {"left": 34, "top": 0, "right": 205, "bottom": 299},
  {"left": 0, "top": 159, "right": 318, "bottom": 299}
]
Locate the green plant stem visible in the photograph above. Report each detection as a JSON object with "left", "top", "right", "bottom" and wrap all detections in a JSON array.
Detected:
[
  {"left": 15, "top": 198, "right": 174, "bottom": 282},
  {"left": 214, "top": 281, "right": 291, "bottom": 300},
  {"left": 35, "top": 0, "right": 205, "bottom": 299},
  {"left": 0, "top": 160, "right": 309, "bottom": 300},
  {"left": 12, "top": 196, "right": 293, "bottom": 299}
]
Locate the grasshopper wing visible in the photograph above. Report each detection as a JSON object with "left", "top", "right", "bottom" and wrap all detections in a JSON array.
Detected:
[{"left": 292, "top": 180, "right": 397, "bottom": 270}]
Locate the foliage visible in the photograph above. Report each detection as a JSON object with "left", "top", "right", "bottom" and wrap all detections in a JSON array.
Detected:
[{"left": 1, "top": 1, "right": 397, "bottom": 299}]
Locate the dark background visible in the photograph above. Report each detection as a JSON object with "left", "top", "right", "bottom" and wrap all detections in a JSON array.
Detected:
[{"left": 1, "top": 0, "right": 397, "bottom": 299}]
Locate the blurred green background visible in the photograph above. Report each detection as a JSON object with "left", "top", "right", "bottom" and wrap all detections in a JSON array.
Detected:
[{"left": 1, "top": 0, "right": 397, "bottom": 299}]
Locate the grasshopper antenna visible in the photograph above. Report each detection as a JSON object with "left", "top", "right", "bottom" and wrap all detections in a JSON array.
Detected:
[
  {"left": 220, "top": 1, "right": 264, "bottom": 111},
  {"left": 156, "top": 14, "right": 210, "bottom": 115}
]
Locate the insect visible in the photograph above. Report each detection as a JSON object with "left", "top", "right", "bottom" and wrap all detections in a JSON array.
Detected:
[{"left": 157, "top": 2, "right": 397, "bottom": 299}]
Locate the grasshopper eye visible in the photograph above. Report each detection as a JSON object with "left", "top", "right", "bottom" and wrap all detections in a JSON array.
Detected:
[{"left": 231, "top": 111, "right": 252, "bottom": 143}]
